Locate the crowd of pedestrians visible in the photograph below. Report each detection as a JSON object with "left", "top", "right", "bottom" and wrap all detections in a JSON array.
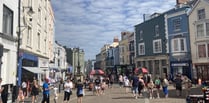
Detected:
[
  {"left": 0, "top": 71, "right": 198, "bottom": 103},
  {"left": 106, "top": 72, "right": 194, "bottom": 100}
]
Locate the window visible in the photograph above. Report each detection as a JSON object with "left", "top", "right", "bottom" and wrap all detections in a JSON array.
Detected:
[
  {"left": 45, "top": 17, "right": 47, "bottom": 31},
  {"left": 38, "top": 8, "right": 41, "bottom": 24},
  {"left": 37, "top": 33, "right": 40, "bottom": 49},
  {"left": 44, "top": 38, "right": 47, "bottom": 53},
  {"left": 138, "top": 43, "right": 145, "bottom": 55},
  {"left": 173, "top": 18, "right": 181, "bottom": 31},
  {"left": 197, "top": 24, "right": 204, "bottom": 37},
  {"left": 155, "top": 25, "right": 159, "bottom": 36},
  {"left": 171, "top": 38, "right": 187, "bottom": 52},
  {"left": 197, "top": 9, "right": 205, "bottom": 20},
  {"left": 196, "top": 23, "right": 209, "bottom": 38},
  {"left": 139, "top": 30, "right": 143, "bottom": 40},
  {"left": 206, "top": 23, "right": 209, "bottom": 36},
  {"left": 26, "top": 27, "right": 32, "bottom": 46},
  {"left": 198, "top": 44, "right": 206, "bottom": 58},
  {"left": 3, "top": 5, "right": 13, "bottom": 35},
  {"left": 153, "top": 39, "right": 162, "bottom": 53}
]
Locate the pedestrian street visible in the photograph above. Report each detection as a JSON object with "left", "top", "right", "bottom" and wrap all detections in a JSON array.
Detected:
[{"left": 63, "top": 84, "right": 202, "bottom": 103}]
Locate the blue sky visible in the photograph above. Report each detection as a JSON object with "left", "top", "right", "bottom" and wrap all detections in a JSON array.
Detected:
[{"left": 51, "top": 0, "right": 176, "bottom": 60}]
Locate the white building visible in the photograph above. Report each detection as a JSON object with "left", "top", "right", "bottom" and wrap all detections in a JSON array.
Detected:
[
  {"left": 18, "top": 0, "right": 55, "bottom": 85},
  {"left": 0, "top": 0, "right": 18, "bottom": 86},
  {"left": 49, "top": 41, "right": 67, "bottom": 80}
]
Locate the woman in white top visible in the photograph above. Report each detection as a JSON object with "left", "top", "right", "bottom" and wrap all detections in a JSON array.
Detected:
[
  {"left": 124, "top": 76, "right": 130, "bottom": 93},
  {"left": 64, "top": 78, "right": 73, "bottom": 103}
]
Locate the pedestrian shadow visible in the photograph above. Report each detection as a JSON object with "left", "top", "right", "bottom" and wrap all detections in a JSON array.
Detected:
[{"left": 112, "top": 96, "right": 134, "bottom": 99}]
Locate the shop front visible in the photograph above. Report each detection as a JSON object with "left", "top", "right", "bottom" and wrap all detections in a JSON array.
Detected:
[
  {"left": 18, "top": 52, "right": 38, "bottom": 86},
  {"left": 195, "top": 64, "right": 209, "bottom": 81},
  {"left": 170, "top": 61, "right": 192, "bottom": 80}
]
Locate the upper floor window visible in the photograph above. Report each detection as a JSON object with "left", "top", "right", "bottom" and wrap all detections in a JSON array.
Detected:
[
  {"left": 37, "top": 33, "right": 40, "bottom": 49},
  {"left": 26, "top": 27, "right": 32, "bottom": 46},
  {"left": 139, "top": 30, "right": 143, "bottom": 40},
  {"left": 173, "top": 18, "right": 181, "bottom": 31},
  {"left": 171, "top": 38, "right": 187, "bottom": 52},
  {"left": 153, "top": 39, "right": 162, "bottom": 53},
  {"left": 38, "top": 8, "right": 41, "bottom": 24},
  {"left": 198, "top": 44, "right": 206, "bottom": 58},
  {"left": 196, "top": 23, "right": 209, "bottom": 38},
  {"left": 155, "top": 25, "right": 159, "bottom": 36},
  {"left": 138, "top": 43, "right": 145, "bottom": 55},
  {"left": 206, "top": 23, "right": 209, "bottom": 36},
  {"left": 3, "top": 5, "right": 13, "bottom": 35},
  {"left": 197, "top": 9, "right": 205, "bottom": 20},
  {"left": 44, "top": 38, "right": 47, "bottom": 53}
]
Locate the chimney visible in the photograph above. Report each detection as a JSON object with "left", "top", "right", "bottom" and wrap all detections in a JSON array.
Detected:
[
  {"left": 113, "top": 36, "right": 119, "bottom": 42},
  {"left": 176, "top": 0, "right": 189, "bottom": 5}
]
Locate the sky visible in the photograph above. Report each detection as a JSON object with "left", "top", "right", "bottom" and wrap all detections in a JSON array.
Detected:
[{"left": 51, "top": 0, "right": 176, "bottom": 60}]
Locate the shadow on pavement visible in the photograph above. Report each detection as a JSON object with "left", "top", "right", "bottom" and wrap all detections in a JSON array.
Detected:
[{"left": 112, "top": 96, "right": 134, "bottom": 99}]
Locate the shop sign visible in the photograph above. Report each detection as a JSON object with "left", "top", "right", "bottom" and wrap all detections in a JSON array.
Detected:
[{"left": 171, "top": 63, "right": 189, "bottom": 66}]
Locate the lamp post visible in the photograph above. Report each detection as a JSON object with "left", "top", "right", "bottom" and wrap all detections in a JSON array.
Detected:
[
  {"left": 14, "top": 0, "right": 34, "bottom": 101},
  {"left": 77, "top": 47, "right": 80, "bottom": 74}
]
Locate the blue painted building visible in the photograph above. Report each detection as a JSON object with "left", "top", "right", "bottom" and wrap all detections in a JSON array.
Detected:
[
  {"left": 166, "top": 5, "right": 192, "bottom": 80},
  {"left": 18, "top": 52, "right": 39, "bottom": 86},
  {"left": 135, "top": 13, "right": 169, "bottom": 78}
]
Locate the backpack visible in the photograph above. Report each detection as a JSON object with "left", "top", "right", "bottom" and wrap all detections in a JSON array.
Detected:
[
  {"left": 155, "top": 79, "right": 160, "bottom": 85},
  {"left": 138, "top": 80, "right": 144, "bottom": 88}
]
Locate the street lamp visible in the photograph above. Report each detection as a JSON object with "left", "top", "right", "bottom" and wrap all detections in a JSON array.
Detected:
[
  {"left": 14, "top": 0, "right": 35, "bottom": 101},
  {"left": 77, "top": 47, "right": 81, "bottom": 74}
]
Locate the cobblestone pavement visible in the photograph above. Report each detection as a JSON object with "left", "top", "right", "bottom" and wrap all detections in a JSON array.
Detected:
[{"left": 23, "top": 84, "right": 202, "bottom": 103}]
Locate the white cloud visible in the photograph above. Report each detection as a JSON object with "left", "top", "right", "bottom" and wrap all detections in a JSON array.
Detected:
[{"left": 51, "top": 0, "right": 176, "bottom": 60}]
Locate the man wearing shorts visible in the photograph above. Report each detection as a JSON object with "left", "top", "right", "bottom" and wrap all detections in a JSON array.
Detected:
[{"left": 94, "top": 77, "right": 101, "bottom": 96}]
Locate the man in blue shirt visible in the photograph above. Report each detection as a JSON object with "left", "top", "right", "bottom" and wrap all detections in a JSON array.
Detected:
[
  {"left": 42, "top": 78, "right": 50, "bottom": 103},
  {"left": 131, "top": 74, "right": 139, "bottom": 99}
]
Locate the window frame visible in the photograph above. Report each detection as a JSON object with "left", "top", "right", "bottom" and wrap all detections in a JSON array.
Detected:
[
  {"left": 139, "top": 30, "right": 143, "bottom": 40},
  {"left": 155, "top": 25, "right": 159, "bottom": 36},
  {"left": 173, "top": 18, "right": 181, "bottom": 31},
  {"left": 26, "top": 26, "right": 32, "bottom": 47},
  {"left": 153, "top": 39, "right": 162, "bottom": 53},
  {"left": 171, "top": 38, "right": 187, "bottom": 53},
  {"left": 197, "top": 8, "right": 205, "bottom": 20},
  {"left": 197, "top": 43, "right": 207, "bottom": 58},
  {"left": 138, "top": 43, "right": 145, "bottom": 55},
  {"left": 2, "top": 5, "right": 13, "bottom": 36}
]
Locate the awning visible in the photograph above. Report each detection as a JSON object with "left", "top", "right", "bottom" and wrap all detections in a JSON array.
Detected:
[{"left": 22, "top": 66, "right": 44, "bottom": 74}]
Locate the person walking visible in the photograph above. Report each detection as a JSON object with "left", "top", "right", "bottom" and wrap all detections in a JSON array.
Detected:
[
  {"left": 31, "top": 80, "right": 39, "bottom": 103},
  {"left": 162, "top": 76, "right": 169, "bottom": 98},
  {"left": 154, "top": 76, "right": 161, "bottom": 98},
  {"left": 138, "top": 75, "right": 145, "bottom": 98},
  {"left": 42, "top": 78, "right": 50, "bottom": 103},
  {"left": 17, "top": 87, "right": 25, "bottom": 103},
  {"left": 53, "top": 85, "right": 58, "bottom": 103},
  {"left": 183, "top": 76, "right": 192, "bottom": 97},
  {"left": 131, "top": 73, "right": 139, "bottom": 99},
  {"left": 21, "top": 80, "right": 27, "bottom": 98},
  {"left": 147, "top": 80, "right": 155, "bottom": 99},
  {"left": 94, "top": 77, "right": 101, "bottom": 96},
  {"left": 118, "top": 74, "right": 123, "bottom": 88},
  {"left": 123, "top": 76, "right": 130, "bottom": 93},
  {"left": 63, "top": 78, "right": 73, "bottom": 103},
  {"left": 174, "top": 74, "right": 183, "bottom": 96},
  {"left": 76, "top": 79, "right": 84, "bottom": 103}
]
